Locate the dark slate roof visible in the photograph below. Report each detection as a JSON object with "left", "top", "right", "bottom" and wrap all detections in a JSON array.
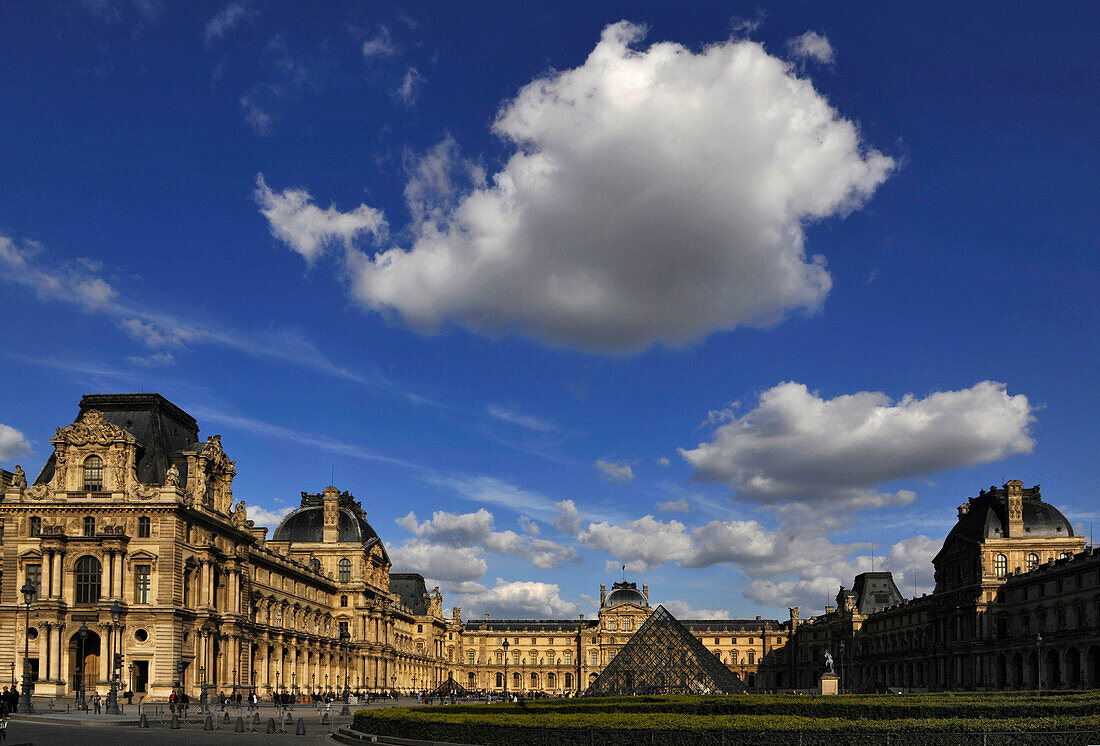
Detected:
[
  {"left": 464, "top": 619, "right": 598, "bottom": 633},
  {"left": 35, "top": 393, "right": 200, "bottom": 487},
  {"left": 850, "top": 572, "right": 905, "bottom": 615},
  {"left": 272, "top": 488, "right": 380, "bottom": 545},
  {"left": 390, "top": 573, "right": 429, "bottom": 615},
  {"left": 683, "top": 619, "right": 785, "bottom": 633},
  {"left": 603, "top": 581, "right": 649, "bottom": 609},
  {"left": 945, "top": 483, "right": 1073, "bottom": 543}
]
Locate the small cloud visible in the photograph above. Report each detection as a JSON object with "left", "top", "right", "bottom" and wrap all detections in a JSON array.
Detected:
[
  {"left": 655, "top": 457, "right": 671, "bottom": 467},
  {"left": 553, "top": 499, "right": 582, "bottom": 535},
  {"left": 486, "top": 404, "right": 557, "bottom": 433},
  {"left": 126, "top": 352, "right": 176, "bottom": 367},
  {"left": 517, "top": 515, "right": 541, "bottom": 535},
  {"left": 396, "top": 66, "right": 424, "bottom": 105},
  {"left": 0, "top": 424, "right": 32, "bottom": 461},
  {"left": 595, "top": 459, "right": 634, "bottom": 484},
  {"left": 729, "top": 10, "right": 765, "bottom": 35},
  {"left": 241, "top": 94, "right": 273, "bottom": 136},
  {"left": 786, "top": 30, "right": 835, "bottom": 65},
  {"left": 247, "top": 504, "right": 293, "bottom": 528},
  {"left": 361, "top": 25, "right": 398, "bottom": 58},
  {"left": 657, "top": 498, "right": 690, "bottom": 513},
  {"left": 204, "top": 1, "right": 252, "bottom": 46}
]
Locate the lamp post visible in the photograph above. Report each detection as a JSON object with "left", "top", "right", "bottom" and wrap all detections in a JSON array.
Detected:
[
  {"left": 275, "top": 669, "right": 280, "bottom": 696},
  {"left": 391, "top": 674, "right": 396, "bottom": 696},
  {"left": 502, "top": 638, "right": 510, "bottom": 701},
  {"left": 8, "top": 662, "right": 13, "bottom": 687},
  {"left": 19, "top": 578, "right": 36, "bottom": 713},
  {"left": 198, "top": 619, "right": 215, "bottom": 713},
  {"left": 77, "top": 622, "right": 89, "bottom": 711},
  {"left": 128, "top": 663, "right": 134, "bottom": 696},
  {"left": 106, "top": 600, "right": 122, "bottom": 714},
  {"left": 340, "top": 629, "right": 352, "bottom": 715},
  {"left": 1035, "top": 634, "right": 1043, "bottom": 692},
  {"left": 839, "top": 640, "right": 846, "bottom": 694},
  {"left": 199, "top": 666, "right": 207, "bottom": 714}
]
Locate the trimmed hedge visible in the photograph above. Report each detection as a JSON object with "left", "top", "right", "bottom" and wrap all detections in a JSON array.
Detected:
[{"left": 352, "top": 693, "right": 1100, "bottom": 746}]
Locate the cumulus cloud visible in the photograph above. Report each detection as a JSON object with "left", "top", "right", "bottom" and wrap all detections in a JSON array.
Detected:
[
  {"left": 662, "top": 600, "right": 731, "bottom": 620},
  {"left": 204, "top": 1, "right": 252, "bottom": 46},
  {"left": 399, "top": 508, "right": 578, "bottom": 569},
  {"left": 449, "top": 578, "right": 580, "bottom": 619},
  {"left": 246, "top": 504, "right": 293, "bottom": 528},
  {"left": 553, "top": 499, "right": 583, "bottom": 535},
  {"left": 680, "top": 381, "right": 1034, "bottom": 521},
  {"left": 786, "top": 31, "right": 835, "bottom": 65},
  {"left": 254, "top": 174, "right": 388, "bottom": 263},
  {"left": 0, "top": 424, "right": 32, "bottom": 461},
  {"left": 579, "top": 516, "right": 694, "bottom": 571},
  {"left": 263, "top": 22, "right": 893, "bottom": 351},
  {"left": 390, "top": 540, "right": 487, "bottom": 582},
  {"left": 595, "top": 459, "right": 634, "bottom": 484}
]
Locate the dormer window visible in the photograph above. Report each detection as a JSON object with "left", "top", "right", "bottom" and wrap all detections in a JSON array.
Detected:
[
  {"left": 83, "top": 455, "right": 103, "bottom": 492},
  {"left": 1026, "top": 553, "right": 1040, "bottom": 572}
]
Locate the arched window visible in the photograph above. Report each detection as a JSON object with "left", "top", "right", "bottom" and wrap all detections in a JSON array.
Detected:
[
  {"left": 1026, "top": 553, "right": 1039, "bottom": 572},
  {"left": 564, "top": 672, "right": 573, "bottom": 689},
  {"left": 75, "top": 555, "right": 102, "bottom": 604},
  {"left": 995, "top": 554, "right": 1008, "bottom": 578},
  {"left": 495, "top": 672, "right": 503, "bottom": 688},
  {"left": 338, "top": 558, "right": 351, "bottom": 582},
  {"left": 748, "top": 651, "right": 755, "bottom": 664},
  {"left": 83, "top": 455, "right": 104, "bottom": 491}
]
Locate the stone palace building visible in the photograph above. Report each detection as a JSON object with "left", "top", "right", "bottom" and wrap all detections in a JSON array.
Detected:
[{"left": 0, "top": 393, "right": 1096, "bottom": 701}]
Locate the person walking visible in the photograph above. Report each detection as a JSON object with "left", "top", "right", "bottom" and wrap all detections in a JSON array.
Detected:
[
  {"left": 93, "top": 691, "right": 101, "bottom": 714},
  {"left": 0, "top": 712, "right": 8, "bottom": 742}
]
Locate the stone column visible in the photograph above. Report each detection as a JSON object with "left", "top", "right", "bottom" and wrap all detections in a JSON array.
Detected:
[{"left": 200, "top": 562, "right": 210, "bottom": 608}]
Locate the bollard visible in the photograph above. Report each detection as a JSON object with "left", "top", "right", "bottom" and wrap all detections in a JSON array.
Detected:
[
  {"left": 267, "top": 717, "right": 277, "bottom": 734},
  {"left": 296, "top": 717, "right": 306, "bottom": 735},
  {"left": 223, "top": 711, "right": 231, "bottom": 724},
  {"left": 235, "top": 716, "right": 245, "bottom": 732},
  {"left": 203, "top": 713, "right": 215, "bottom": 731},
  {"left": 139, "top": 712, "right": 149, "bottom": 728},
  {"left": 285, "top": 711, "right": 294, "bottom": 725},
  {"left": 320, "top": 711, "right": 331, "bottom": 725},
  {"left": 170, "top": 714, "right": 180, "bottom": 729},
  {"left": 253, "top": 712, "right": 261, "bottom": 725}
]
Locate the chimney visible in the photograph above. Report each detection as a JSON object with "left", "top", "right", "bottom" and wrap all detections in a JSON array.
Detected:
[
  {"left": 484, "top": 613, "right": 489, "bottom": 621},
  {"left": 579, "top": 613, "right": 584, "bottom": 620},
  {"left": 1005, "top": 480, "right": 1024, "bottom": 538},
  {"left": 322, "top": 485, "right": 341, "bottom": 543},
  {"left": 789, "top": 607, "right": 800, "bottom": 632},
  {"left": 600, "top": 584, "right": 606, "bottom": 604}
]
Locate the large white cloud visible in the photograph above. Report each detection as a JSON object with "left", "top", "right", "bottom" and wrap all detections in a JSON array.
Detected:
[
  {"left": 398, "top": 508, "right": 578, "bottom": 569},
  {"left": 0, "top": 424, "right": 31, "bottom": 461},
  {"left": 259, "top": 21, "right": 893, "bottom": 351},
  {"left": 390, "top": 540, "right": 488, "bottom": 583},
  {"left": 448, "top": 578, "right": 580, "bottom": 619},
  {"left": 680, "top": 381, "right": 1034, "bottom": 519}
]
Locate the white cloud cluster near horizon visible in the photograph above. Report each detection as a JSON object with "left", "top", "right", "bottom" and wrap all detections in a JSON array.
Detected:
[
  {"left": 0, "top": 424, "right": 32, "bottom": 461},
  {"left": 441, "top": 578, "right": 581, "bottom": 619},
  {"left": 257, "top": 21, "right": 894, "bottom": 351},
  {"left": 681, "top": 380, "right": 1034, "bottom": 526}
]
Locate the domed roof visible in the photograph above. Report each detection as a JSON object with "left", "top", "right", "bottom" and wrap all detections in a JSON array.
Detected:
[
  {"left": 272, "top": 486, "right": 380, "bottom": 544},
  {"left": 603, "top": 581, "right": 649, "bottom": 609},
  {"left": 946, "top": 481, "right": 1073, "bottom": 542}
]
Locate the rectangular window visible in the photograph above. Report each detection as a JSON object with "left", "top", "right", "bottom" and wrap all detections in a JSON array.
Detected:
[
  {"left": 512, "top": 651, "right": 521, "bottom": 665},
  {"left": 134, "top": 565, "right": 151, "bottom": 604},
  {"left": 83, "top": 516, "right": 95, "bottom": 537},
  {"left": 467, "top": 651, "right": 475, "bottom": 665},
  {"left": 138, "top": 517, "right": 151, "bottom": 538},
  {"left": 26, "top": 564, "right": 41, "bottom": 602},
  {"left": 547, "top": 653, "right": 555, "bottom": 665},
  {"left": 29, "top": 517, "right": 41, "bottom": 537},
  {"left": 564, "top": 651, "right": 572, "bottom": 665},
  {"left": 338, "top": 621, "right": 349, "bottom": 635},
  {"left": 590, "top": 650, "right": 597, "bottom": 666}
]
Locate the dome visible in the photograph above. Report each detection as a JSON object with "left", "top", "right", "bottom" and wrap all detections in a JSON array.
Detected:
[
  {"left": 272, "top": 486, "right": 380, "bottom": 544},
  {"left": 603, "top": 581, "right": 649, "bottom": 609},
  {"left": 946, "top": 481, "right": 1073, "bottom": 543}
]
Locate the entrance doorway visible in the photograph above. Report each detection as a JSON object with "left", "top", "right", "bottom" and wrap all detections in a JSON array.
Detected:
[{"left": 69, "top": 630, "right": 101, "bottom": 693}]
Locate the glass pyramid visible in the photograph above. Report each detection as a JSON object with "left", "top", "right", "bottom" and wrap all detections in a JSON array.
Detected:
[
  {"left": 585, "top": 605, "right": 746, "bottom": 696},
  {"left": 429, "top": 673, "right": 471, "bottom": 697}
]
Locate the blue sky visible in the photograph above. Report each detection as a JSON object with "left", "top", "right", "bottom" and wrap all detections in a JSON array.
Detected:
[{"left": 2, "top": 1, "right": 1098, "bottom": 621}]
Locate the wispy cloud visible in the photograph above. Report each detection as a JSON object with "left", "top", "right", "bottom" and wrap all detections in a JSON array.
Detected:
[
  {"left": 486, "top": 404, "right": 558, "bottom": 433},
  {"left": 204, "top": 1, "right": 253, "bottom": 46},
  {"left": 595, "top": 459, "right": 634, "bottom": 484}
]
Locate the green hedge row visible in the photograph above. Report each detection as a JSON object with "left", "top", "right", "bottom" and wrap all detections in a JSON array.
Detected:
[
  {"left": 353, "top": 712, "right": 1100, "bottom": 746},
  {"left": 409, "top": 692, "right": 1100, "bottom": 721}
]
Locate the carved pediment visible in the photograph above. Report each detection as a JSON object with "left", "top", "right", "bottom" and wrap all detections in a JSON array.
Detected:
[{"left": 53, "top": 410, "right": 137, "bottom": 448}]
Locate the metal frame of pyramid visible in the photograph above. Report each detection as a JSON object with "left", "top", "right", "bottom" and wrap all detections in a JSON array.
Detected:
[
  {"left": 429, "top": 673, "right": 471, "bottom": 697},
  {"left": 584, "top": 605, "right": 746, "bottom": 696}
]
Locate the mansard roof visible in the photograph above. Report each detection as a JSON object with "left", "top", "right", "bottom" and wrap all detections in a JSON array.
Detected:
[
  {"left": 35, "top": 393, "right": 200, "bottom": 487},
  {"left": 943, "top": 481, "right": 1073, "bottom": 545},
  {"left": 272, "top": 487, "right": 381, "bottom": 545}
]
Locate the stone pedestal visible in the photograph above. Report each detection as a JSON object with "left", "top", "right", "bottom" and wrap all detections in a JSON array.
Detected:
[{"left": 819, "top": 673, "right": 839, "bottom": 695}]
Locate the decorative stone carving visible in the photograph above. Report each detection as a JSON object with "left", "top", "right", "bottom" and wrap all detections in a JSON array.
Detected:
[
  {"left": 54, "top": 409, "right": 136, "bottom": 448},
  {"left": 26, "top": 483, "right": 49, "bottom": 500},
  {"left": 164, "top": 463, "right": 180, "bottom": 488},
  {"left": 231, "top": 500, "right": 248, "bottom": 528},
  {"left": 10, "top": 465, "right": 26, "bottom": 489}
]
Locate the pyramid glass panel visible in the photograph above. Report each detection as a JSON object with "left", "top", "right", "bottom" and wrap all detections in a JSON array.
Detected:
[
  {"left": 585, "top": 605, "right": 746, "bottom": 696},
  {"left": 429, "top": 673, "right": 471, "bottom": 697}
]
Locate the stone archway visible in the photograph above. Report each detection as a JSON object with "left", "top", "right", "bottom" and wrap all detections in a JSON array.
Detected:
[
  {"left": 69, "top": 629, "right": 101, "bottom": 694},
  {"left": 1065, "top": 647, "right": 1081, "bottom": 689},
  {"left": 1045, "top": 649, "right": 1062, "bottom": 689}
]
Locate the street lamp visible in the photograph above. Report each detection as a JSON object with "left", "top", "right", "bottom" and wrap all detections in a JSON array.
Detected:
[
  {"left": 502, "top": 638, "right": 510, "bottom": 701},
  {"left": 8, "top": 662, "right": 13, "bottom": 687},
  {"left": 838, "top": 640, "right": 845, "bottom": 694},
  {"left": 77, "top": 622, "right": 89, "bottom": 711},
  {"left": 340, "top": 629, "right": 352, "bottom": 715},
  {"left": 106, "top": 600, "right": 122, "bottom": 714},
  {"left": 19, "top": 578, "right": 36, "bottom": 713},
  {"left": 128, "top": 663, "right": 134, "bottom": 696},
  {"left": 391, "top": 674, "right": 396, "bottom": 695},
  {"left": 1035, "top": 634, "right": 1043, "bottom": 691},
  {"left": 199, "top": 619, "right": 215, "bottom": 713}
]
